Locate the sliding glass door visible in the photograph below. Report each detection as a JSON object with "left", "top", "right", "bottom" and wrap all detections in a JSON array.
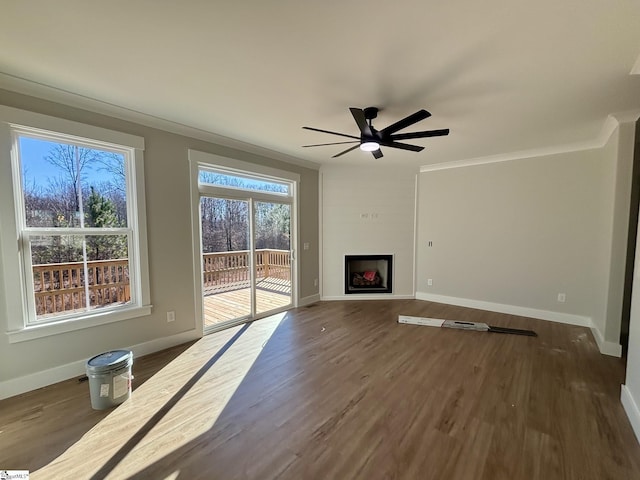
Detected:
[
  {"left": 254, "top": 201, "right": 291, "bottom": 315},
  {"left": 196, "top": 167, "right": 295, "bottom": 333},
  {"left": 201, "top": 197, "right": 251, "bottom": 326}
]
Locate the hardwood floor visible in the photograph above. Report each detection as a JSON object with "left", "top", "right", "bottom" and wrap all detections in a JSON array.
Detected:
[{"left": 2, "top": 300, "right": 640, "bottom": 479}]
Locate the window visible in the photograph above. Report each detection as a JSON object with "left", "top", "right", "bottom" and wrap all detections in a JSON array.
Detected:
[
  {"left": 0, "top": 107, "right": 150, "bottom": 342},
  {"left": 198, "top": 168, "right": 290, "bottom": 195}
]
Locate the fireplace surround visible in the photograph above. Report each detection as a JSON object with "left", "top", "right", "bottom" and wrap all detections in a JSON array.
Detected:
[{"left": 344, "top": 254, "right": 393, "bottom": 294}]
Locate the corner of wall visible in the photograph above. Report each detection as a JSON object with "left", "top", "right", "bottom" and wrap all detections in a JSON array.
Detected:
[
  {"left": 590, "top": 324, "right": 623, "bottom": 357},
  {"left": 299, "top": 294, "right": 321, "bottom": 307},
  {"left": 603, "top": 113, "right": 638, "bottom": 344},
  {"left": 621, "top": 384, "right": 640, "bottom": 444}
]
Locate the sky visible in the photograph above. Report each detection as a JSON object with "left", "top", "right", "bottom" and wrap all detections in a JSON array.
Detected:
[{"left": 19, "top": 136, "right": 122, "bottom": 190}]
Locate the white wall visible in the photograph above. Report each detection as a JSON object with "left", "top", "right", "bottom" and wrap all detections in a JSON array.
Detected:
[
  {"left": 414, "top": 121, "right": 635, "bottom": 356},
  {"left": 416, "top": 148, "right": 609, "bottom": 320},
  {"left": 321, "top": 164, "right": 418, "bottom": 299}
]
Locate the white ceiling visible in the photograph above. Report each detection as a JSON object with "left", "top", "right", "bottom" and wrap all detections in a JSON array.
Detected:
[{"left": 1, "top": 0, "right": 640, "bottom": 168}]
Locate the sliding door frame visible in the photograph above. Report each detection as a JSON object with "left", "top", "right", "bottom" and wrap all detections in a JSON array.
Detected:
[{"left": 189, "top": 150, "right": 299, "bottom": 336}]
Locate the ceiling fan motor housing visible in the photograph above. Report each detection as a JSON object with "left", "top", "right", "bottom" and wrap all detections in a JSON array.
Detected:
[{"left": 363, "top": 107, "right": 378, "bottom": 121}]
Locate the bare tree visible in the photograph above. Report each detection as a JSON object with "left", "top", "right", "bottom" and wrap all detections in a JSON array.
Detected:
[
  {"left": 95, "top": 152, "right": 126, "bottom": 194},
  {"left": 94, "top": 152, "right": 128, "bottom": 224},
  {"left": 45, "top": 177, "right": 78, "bottom": 226},
  {"left": 198, "top": 172, "right": 290, "bottom": 252},
  {"left": 45, "top": 144, "right": 102, "bottom": 215}
]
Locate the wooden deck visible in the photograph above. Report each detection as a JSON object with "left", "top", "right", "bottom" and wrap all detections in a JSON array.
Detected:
[{"left": 204, "top": 277, "right": 291, "bottom": 326}]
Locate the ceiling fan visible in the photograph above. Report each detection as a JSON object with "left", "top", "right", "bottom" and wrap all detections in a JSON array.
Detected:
[{"left": 302, "top": 107, "right": 449, "bottom": 159}]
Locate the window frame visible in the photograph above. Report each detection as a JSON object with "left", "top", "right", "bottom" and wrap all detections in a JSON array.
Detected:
[
  {"left": 198, "top": 165, "right": 292, "bottom": 197},
  {"left": 0, "top": 106, "right": 151, "bottom": 343}
]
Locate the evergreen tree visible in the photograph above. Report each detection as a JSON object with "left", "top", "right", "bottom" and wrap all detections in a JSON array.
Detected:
[{"left": 86, "top": 187, "right": 127, "bottom": 260}]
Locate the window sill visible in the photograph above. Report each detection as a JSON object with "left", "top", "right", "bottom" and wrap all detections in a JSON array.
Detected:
[{"left": 6, "top": 305, "right": 153, "bottom": 344}]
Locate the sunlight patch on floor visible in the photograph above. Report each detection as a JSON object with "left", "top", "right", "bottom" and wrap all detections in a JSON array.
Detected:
[{"left": 113, "top": 312, "right": 287, "bottom": 478}]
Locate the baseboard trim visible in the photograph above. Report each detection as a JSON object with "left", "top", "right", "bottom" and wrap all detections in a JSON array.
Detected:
[
  {"left": 416, "top": 292, "right": 624, "bottom": 357},
  {"left": 322, "top": 294, "right": 415, "bottom": 301},
  {"left": 622, "top": 385, "right": 640, "bottom": 445},
  {"left": 299, "top": 294, "right": 321, "bottom": 307},
  {"left": 415, "top": 292, "right": 592, "bottom": 326},
  {"left": 591, "top": 326, "right": 623, "bottom": 357},
  {"left": 0, "top": 329, "right": 201, "bottom": 400}
]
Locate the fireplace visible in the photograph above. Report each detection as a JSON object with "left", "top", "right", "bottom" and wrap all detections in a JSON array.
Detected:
[{"left": 344, "top": 254, "right": 393, "bottom": 294}]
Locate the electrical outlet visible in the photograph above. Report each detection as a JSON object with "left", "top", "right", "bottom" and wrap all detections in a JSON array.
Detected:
[
  {"left": 557, "top": 293, "right": 566, "bottom": 303},
  {"left": 314, "top": 278, "right": 318, "bottom": 287},
  {"left": 303, "top": 242, "right": 309, "bottom": 250},
  {"left": 427, "top": 279, "right": 433, "bottom": 286},
  {"left": 167, "top": 311, "right": 175, "bottom": 322}
]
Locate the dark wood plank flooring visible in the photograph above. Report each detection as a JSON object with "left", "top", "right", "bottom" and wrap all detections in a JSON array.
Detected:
[{"left": 1, "top": 299, "right": 639, "bottom": 479}]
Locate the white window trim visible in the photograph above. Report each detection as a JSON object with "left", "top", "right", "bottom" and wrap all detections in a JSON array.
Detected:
[
  {"left": 0, "top": 105, "right": 151, "bottom": 343},
  {"left": 189, "top": 150, "right": 301, "bottom": 183}
]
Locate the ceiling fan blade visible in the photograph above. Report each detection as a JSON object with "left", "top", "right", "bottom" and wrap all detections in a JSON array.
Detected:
[
  {"left": 349, "top": 107, "right": 373, "bottom": 137},
  {"left": 332, "top": 144, "right": 360, "bottom": 158},
  {"left": 372, "top": 149, "right": 383, "bottom": 159},
  {"left": 379, "top": 140, "right": 424, "bottom": 152},
  {"left": 391, "top": 129, "right": 450, "bottom": 141},
  {"left": 302, "top": 141, "right": 359, "bottom": 147},
  {"left": 379, "top": 110, "right": 431, "bottom": 136},
  {"left": 302, "top": 126, "right": 360, "bottom": 140}
]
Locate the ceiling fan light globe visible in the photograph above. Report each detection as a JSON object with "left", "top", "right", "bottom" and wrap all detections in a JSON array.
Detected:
[{"left": 360, "top": 141, "right": 380, "bottom": 152}]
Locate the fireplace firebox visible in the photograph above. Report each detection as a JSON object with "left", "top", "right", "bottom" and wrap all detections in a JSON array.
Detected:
[{"left": 344, "top": 254, "right": 393, "bottom": 294}]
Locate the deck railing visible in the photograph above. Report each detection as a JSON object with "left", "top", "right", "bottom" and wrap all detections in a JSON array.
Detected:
[
  {"left": 32, "top": 258, "right": 130, "bottom": 317},
  {"left": 202, "top": 249, "right": 291, "bottom": 293},
  {"left": 32, "top": 249, "right": 291, "bottom": 316}
]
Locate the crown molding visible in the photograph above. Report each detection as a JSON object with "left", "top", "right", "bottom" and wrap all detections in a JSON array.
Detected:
[
  {"left": 0, "top": 72, "right": 321, "bottom": 171},
  {"left": 420, "top": 112, "right": 640, "bottom": 173},
  {"left": 609, "top": 110, "right": 640, "bottom": 125},
  {"left": 420, "top": 141, "right": 599, "bottom": 173}
]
